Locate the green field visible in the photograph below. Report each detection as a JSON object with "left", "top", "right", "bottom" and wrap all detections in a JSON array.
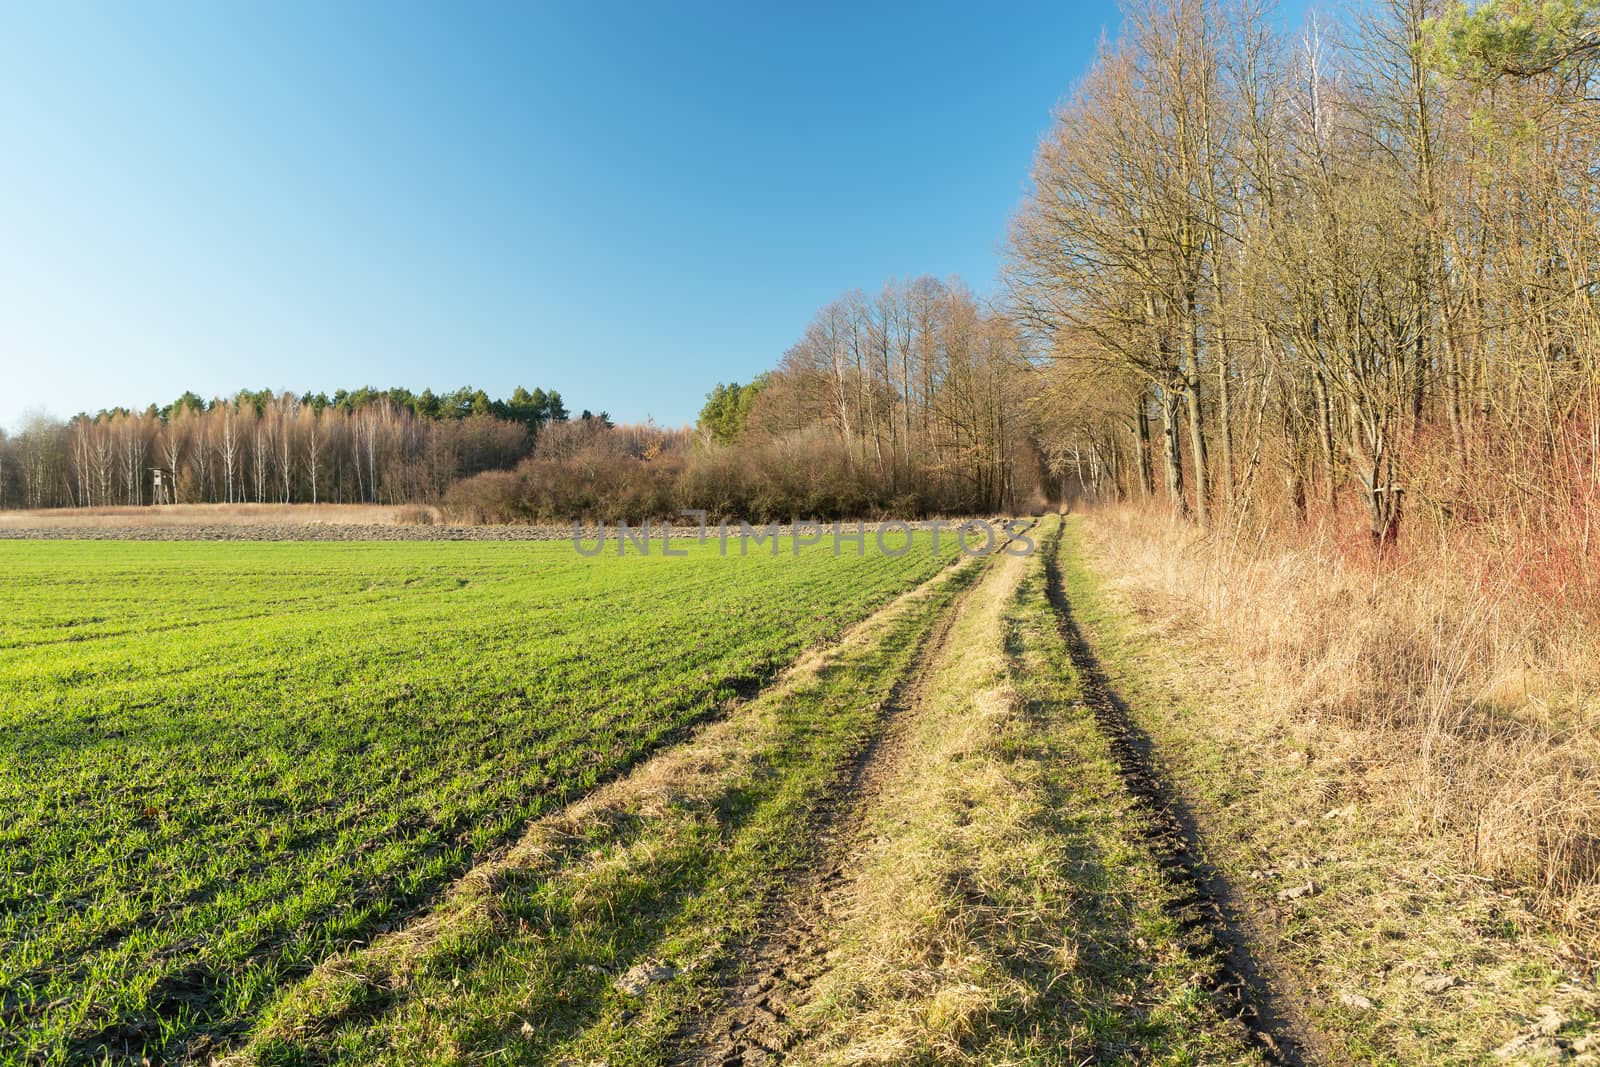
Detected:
[{"left": 0, "top": 536, "right": 952, "bottom": 1065}]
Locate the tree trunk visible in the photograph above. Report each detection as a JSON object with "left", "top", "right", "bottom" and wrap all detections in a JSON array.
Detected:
[
  {"left": 1135, "top": 394, "right": 1154, "bottom": 497},
  {"left": 1162, "top": 386, "right": 1189, "bottom": 517}
]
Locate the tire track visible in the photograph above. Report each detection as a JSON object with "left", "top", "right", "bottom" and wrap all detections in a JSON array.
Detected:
[
  {"left": 680, "top": 524, "right": 1031, "bottom": 1067},
  {"left": 1042, "top": 523, "right": 1320, "bottom": 1066}
]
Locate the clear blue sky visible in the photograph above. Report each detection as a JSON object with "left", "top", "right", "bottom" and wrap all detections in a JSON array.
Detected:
[{"left": 1, "top": 1, "right": 1128, "bottom": 430}]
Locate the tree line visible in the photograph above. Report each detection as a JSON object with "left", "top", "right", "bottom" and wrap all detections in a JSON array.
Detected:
[
  {"left": 1007, "top": 0, "right": 1600, "bottom": 556},
  {"left": 3, "top": 272, "right": 1056, "bottom": 521},
  {"left": 0, "top": 386, "right": 592, "bottom": 509}
]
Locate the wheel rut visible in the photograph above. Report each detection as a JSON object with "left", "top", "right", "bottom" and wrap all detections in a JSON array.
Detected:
[
  {"left": 679, "top": 531, "right": 1022, "bottom": 1067},
  {"left": 1042, "top": 527, "right": 1322, "bottom": 1066}
]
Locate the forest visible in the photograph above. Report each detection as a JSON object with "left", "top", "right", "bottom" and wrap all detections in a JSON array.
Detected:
[
  {"left": 0, "top": 385, "right": 582, "bottom": 510},
  {"left": 0, "top": 281, "right": 1041, "bottom": 520},
  {"left": 1009, "top": 0, "right": 1600, "bottom": 569}
]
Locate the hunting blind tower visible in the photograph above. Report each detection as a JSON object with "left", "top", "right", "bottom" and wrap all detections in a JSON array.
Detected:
[{"left": 150, "top": 468, "right": 173, "bottom": 505}]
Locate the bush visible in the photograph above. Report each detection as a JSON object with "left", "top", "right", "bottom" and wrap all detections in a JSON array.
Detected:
[
  {"left": 443, "top": 470, "right": 525, "bottom": 524},
  {"left": 443, "top": 419, "right": 1033, "bottom": 524}
]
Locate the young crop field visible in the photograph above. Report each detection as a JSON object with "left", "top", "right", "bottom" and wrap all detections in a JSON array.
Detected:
[{"left": 0, "top": 534, "right": 955, "bottom": 1065}]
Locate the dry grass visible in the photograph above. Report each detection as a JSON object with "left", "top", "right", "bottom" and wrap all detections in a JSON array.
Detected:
[
  {"left": 1057, "top": 511, "right": 1600, "bottom": 1062},
  {"left": 1082, "top": 504, "right": 1600, "bottom": 933},
  {"left": 791, "top": 518, "right": 1258, "bottom": 1065},
  {"left": 0, "top": 502, "right": 444, "bottom": 528},
  {"left": 792, "top": 549, "right": 1036, "bottom": 1064},
  {"left": 391, "top": 503, "right": 436, "bottom": 525}
]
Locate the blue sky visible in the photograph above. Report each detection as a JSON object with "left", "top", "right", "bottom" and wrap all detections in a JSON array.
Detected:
[{"left": 1, "top": 1, "right": 1130, "bottom": 430}]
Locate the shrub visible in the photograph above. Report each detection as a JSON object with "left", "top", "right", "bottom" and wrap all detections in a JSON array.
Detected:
[{"left": 443, "top": 470, "right": 525, "bottom": 524}]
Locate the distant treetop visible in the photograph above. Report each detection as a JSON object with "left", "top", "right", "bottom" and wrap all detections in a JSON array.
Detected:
[
  {"left": 119, "top": 385, "right": 575, "bottom": 429},
  {"left": 697, "top": 376, "right": 767, "bottom": 444},
  {"left": 1427, "top": 0, "right": 1600, "bottom": 79}
]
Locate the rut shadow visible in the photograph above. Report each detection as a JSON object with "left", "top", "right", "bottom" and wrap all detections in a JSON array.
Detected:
[{"left": 1042, "top": 538, "right": 1317, "bottom": 1067}]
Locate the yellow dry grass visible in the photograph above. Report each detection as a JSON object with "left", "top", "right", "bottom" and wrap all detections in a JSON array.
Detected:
[
  {"left": 1067, "top": 505, "right": 1600, "bottom": 1063},
  {"left": 1082, "top": 504, "right": 1600, "bottom": 931},
  {"left": 789, "top": 548, "right": 1035, "bottom": 1064}
]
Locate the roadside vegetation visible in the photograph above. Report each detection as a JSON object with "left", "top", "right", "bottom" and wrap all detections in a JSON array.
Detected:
[{"left": 1061, "top": 511, "right": 1600, "bottom": 1063}]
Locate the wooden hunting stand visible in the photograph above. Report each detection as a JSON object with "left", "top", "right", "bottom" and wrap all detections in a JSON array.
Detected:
[{"left": 150, "top": 468, "right": 174, "bottom": 505}]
